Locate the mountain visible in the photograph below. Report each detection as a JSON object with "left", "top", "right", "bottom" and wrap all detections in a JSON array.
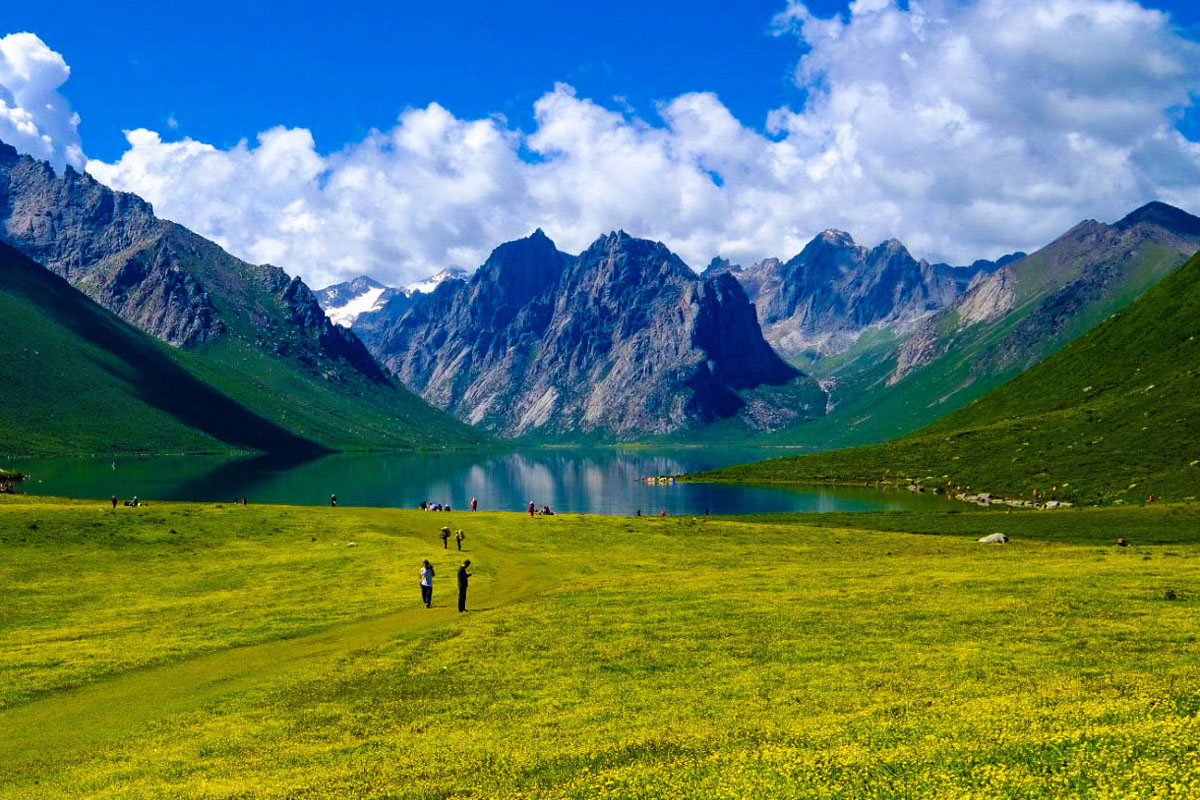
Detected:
[
  {"left": 316, "top": 268, "right": 470, "bottom": 329},
  {"left": 0, "top": 240, "right": 318, "bottom": 457},
  {"left": 406, "top": 267, "right": 468, "bottom": 295},
  {"left": 730, "top": 231, "right": 998, "bottom": 357},
  {"left": 354, "top": 229, "right": 824, "bottom": 439},
  {"left": 316, "top": 276, "right": 404, "bottom": 328},
  {"left": 929, "top": 252, "right": 1025, "bottom": 286},
  {"left": 694, "top": 247, "right": 1200, "bottom": 504},
  {"left": 696, "top": 203, "right": 1200, "bottom": 450},
  {"left": 0, "top": 139, "right": 488, "bottom": 452}
]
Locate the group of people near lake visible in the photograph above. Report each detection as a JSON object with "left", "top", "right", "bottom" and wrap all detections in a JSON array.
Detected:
[
  {"left": 419, "top": 558, "right": 473, "bottom": 612},
  {"left": 420, "top": 496, "right": 481, "bottom": 512},
  {"left": 527, "top": 501, "right": 554, "bottom": 517}
]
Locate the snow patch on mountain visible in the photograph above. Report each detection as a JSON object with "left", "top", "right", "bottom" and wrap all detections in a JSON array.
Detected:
[
  {"left": 407, "top": 268, "right": 468, "bottom": 295},
  {"left": 326, "top": 286, "right": 390, "bottom": 327}
]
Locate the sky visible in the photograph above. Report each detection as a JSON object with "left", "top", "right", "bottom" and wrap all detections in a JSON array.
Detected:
[{"left": 2, "top": 0, "right": 1200, "bottom": 288}]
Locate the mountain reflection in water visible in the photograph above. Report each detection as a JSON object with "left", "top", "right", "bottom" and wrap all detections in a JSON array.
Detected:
[{"left": 10, "top": 448, "right": 959, "bottom": 515}]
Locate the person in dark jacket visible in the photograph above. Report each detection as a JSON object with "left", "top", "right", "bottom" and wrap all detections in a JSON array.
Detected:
[{"left": 457, "top": 560, "right": 472, "bottom": 612}]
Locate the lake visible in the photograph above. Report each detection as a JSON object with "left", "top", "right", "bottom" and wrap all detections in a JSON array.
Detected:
[{"left": 8, "top": 448, "right": 959, "bottom": 515}]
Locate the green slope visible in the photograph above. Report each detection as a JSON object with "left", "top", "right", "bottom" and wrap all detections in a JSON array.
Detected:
[
  {"left": 0, "top": 242, "right": 320, "bottom": 457},
  {"left": 678, "top": 207, "right": 1199, "bottom": 451},
  {"left": 694, "top": 251, "right": 1200, "bottom": 503},
  {"left": 84, "top": 226, "right": 493, "bottom": 452}
]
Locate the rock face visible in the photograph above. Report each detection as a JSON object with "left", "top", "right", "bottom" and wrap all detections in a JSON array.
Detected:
[
  {"left": 0, "top": 136, "right": 486, "bottom": 452},
  {"left": 356, "top": 230, "right": 820, "bottom": 439},
  {"left": 0, "top": 139, "right": 383, "bottom": 377},
  {"left": 730, "top": 231, "right": 998, "bottom": 357}
]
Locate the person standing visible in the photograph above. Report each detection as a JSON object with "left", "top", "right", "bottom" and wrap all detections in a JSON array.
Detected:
[
  {"left": 110, "top": 495, "right": 118, "bottom": 509},
  {"left": 470, "top": 496, "right": 478, "bottom": 512},
  {"left": 528, "top": 501, "right": 536, "bottom": 518},
  {"left": 440, "top": 527, "right": 451, "bottom": 548},
  {"left": 457, "top": 560, "right": 472, "bottom": 612},
  {"left": 420, "top": 560, "right": 435, "bottom": 608},
  {"left": 455, "top": 530, "right": 465, "bottom": 551},
  {"left": 330, "top": 494, "right": 338, "bottom": 507}
]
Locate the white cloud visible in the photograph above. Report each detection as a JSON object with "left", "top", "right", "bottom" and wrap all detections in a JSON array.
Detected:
[
  {"left": 0, "top": 32, "right": 84, "bottom": 171},
  {"left": 8, "top": 0, "right": 1200, "bottom": 288}
]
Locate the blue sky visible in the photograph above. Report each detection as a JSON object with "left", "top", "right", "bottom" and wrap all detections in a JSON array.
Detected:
[
  {"left": 11, "top": 0, "right": 1191, "bottom": 162},
  {"left": 3, "top": 0, "right": 1200, "bottom": 285},
  {"left": 5, "top": 0, "right": 843, "bottom": 161}
]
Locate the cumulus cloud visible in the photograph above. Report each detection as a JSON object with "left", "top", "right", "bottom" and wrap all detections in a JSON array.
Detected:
[
  {"left": 12, "top": 0, "right": 1200, "bottom": 288},
  {"left": 0, "top": 32, "right": 84, "bottom": 171},
  {"left": 768, "top": 0, "right": 1200, "bottom": 260}
]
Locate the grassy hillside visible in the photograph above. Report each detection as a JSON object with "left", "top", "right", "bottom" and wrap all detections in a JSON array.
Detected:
[
  {"left": 678, "top": 209, "right": 1197, "bottom": 452},
  {"left": 0, "top": 243, "right": 319, "bottom": 457},
  {"left": 90, "top": 226, "right": 493, "bottom": 452},
  {"left": 695, "top": 252, "right": 1200, "bottom": 504},
  {"left": 2, "top": 497, "right": 1199, "bottom": 798},
  {"left": 178, "top": 335, "right": 492, "bottom": 451}
]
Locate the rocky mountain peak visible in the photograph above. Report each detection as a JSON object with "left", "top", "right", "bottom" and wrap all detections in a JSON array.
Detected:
[
  {"left": 355, "top": 230, "right": 820, "bottom": 439},
  {"left": 701, "top": 256, "right": 740, "bottom": 278},
  {"left": 1114, "top": 201, "right": 1200, "bottom": 237},
  {"left": 868, "top": 238, "right": 916, "bottom": 265},
  {"left": 475, "top": 228, "right": 567, "bottom": 303},
  {"left": 817, "top": 229, "right": 856, "bottom": 247}
]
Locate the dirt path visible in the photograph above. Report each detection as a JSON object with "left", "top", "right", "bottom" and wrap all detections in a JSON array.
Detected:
[{"left": 0, "top": 538, "right": 539, "bottom": 775}]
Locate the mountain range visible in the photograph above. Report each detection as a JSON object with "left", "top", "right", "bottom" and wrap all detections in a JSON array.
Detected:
[
  {"left": 348, "top": 229, "right": 821, "bottom": 439},
  {"left": 0, "top": 138, "right": 487, "bottom": 455},
  {"left": 316, "top": 268, "right": 468, "bottom": 327},
  {"left": 701, "top": 234, "right": 1020, "bottom": 357},
  {"left": 695, "top": 244, "right": 1200, "bottom": 503},
  {"left": 320, "top": 202, "right": 1198, "bottom": 447},
  {"left": 660, "top": 201, "right": 1200, "bottom": 449},
  {"left": 3, "top": 132, "right": 1198, "bottom": 458}
]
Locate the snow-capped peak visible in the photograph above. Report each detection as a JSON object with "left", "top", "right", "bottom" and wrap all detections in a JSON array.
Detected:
[
  {"left": 316, "top": 276, "right": 401, "bottom": 327},
  {"left": 407, "top": 267, "right": 468, "bottom": 295}
]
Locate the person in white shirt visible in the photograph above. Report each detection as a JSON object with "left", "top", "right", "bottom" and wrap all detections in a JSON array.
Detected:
[{"left": 420, "top": 560, "right": 435, "bottom": 608}]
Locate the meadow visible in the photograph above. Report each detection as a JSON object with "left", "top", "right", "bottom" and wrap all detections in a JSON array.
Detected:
[{"left": 2, "top": 496, "right": 1199, "bottom": 798}]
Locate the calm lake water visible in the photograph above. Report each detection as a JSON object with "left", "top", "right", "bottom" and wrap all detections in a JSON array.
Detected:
[{"left": 9, "top": 448, "right": 958, "bottom": 515}]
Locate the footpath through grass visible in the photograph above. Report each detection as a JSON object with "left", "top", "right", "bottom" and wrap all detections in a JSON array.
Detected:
[{"left": 2, "top": 497, "right": 1200, "bottom": 798}]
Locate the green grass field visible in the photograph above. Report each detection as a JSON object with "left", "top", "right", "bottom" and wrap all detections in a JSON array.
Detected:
[{"left": 3, "top": 496, "right": 1199, "bottom": 798}]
